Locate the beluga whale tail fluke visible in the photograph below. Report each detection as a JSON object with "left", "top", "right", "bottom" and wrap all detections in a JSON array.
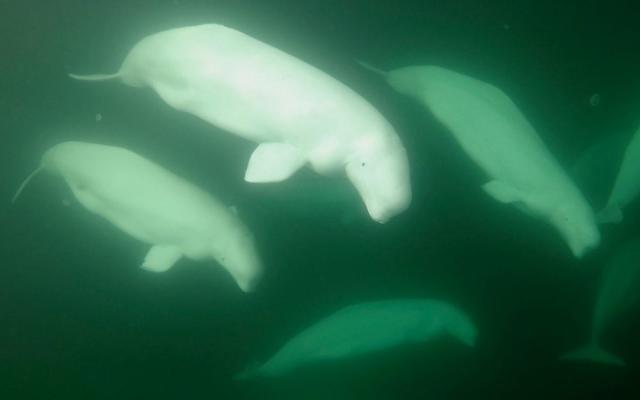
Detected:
[
  {"left": 560, "top": 343, "right": 625, "bottom": 366},
  {"left": 68, "top": 72, "right": 121, "bottom": 82},
  {"left": 356, "top": 60, "right": 388, "bottom": 78},
  {"left": 12, "top": 166, "right": 44, "bottom": 204}
]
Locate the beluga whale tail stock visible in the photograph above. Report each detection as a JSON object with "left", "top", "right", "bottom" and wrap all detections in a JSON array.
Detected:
[
  {"left": 358, "top": 61, "right": 600, "bottom": 258},
  {"left": 69, "top": 24, "right": 412, "bottom": 223},
  {"left": 13, "top": 141, "right": 264, "bottom": 292}
]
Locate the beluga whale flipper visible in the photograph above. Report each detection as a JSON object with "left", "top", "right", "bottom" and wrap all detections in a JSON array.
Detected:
[
  {"left": 69, "top": 24, "right": 412, "bottom": 223},
  {"left": 560, "top": 237, "right": 640, "bottom": 366},
  {"left": 13, "top": 141, "right": 263, "bottom": 292},
  {"left": 360, "top": 62, "right": 600, "bottom": 257},
  {"left": 597, "top": 123, "right": 640, "bottom": 223},
  {"left": 234, "top": 299, "right": 477, "bottom": 380}
]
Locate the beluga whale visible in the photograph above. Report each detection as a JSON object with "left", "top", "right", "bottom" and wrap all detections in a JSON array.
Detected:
[
  {"left": 234, "top": 299, "right": 477, "bottom": 379},
  {"left": 68, "top": 24, "right": 412, "bottom": 223},
  {"left": 12, "top": 141, "right": 263, "bottom": 292},
  {"left": 597, "top": 123, "right": 640, "bottom": 223},
  {"left": 359, "top": 62, "right": 600, "bottom": 257},
  {"left": 560, "top": 237, "right": 640, "bottom": 366}
]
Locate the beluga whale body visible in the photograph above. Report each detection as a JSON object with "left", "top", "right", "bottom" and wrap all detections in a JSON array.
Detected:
[
  {"left": 560, "top": 237, "right": 640, "bottom": 366},
  {"left": 360, "top": 62, "right": 600, "bottom": 257},
  {"left": 598, "top": 123, "right": 640, "bottom": 223},
  {"left": 235, "top": 299, "right": 476, "bottom": 379},
  {"left": 69, "top": 24, "right": 412, "bottom": 223},
  {"left": 13, "top": 141, "right": 263, "bottom": 292}
]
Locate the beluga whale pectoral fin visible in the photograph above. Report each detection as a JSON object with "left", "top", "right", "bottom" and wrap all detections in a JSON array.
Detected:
[
  {"left": 482, "top": 180, "right": 523, "bottom": 204},
  {"left": 141, "top": 245, "right": 183, "bottom": 272},
  {"left": 244, "top": 143, "right": 306, "bottom": 183},
  {"left": 68, "top": 72, "right": 120, "bottom": 82}
]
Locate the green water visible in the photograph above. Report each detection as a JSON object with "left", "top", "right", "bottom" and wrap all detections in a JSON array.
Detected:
[{"left": 1, "top": 1, "right": 639, "bottom": 399}]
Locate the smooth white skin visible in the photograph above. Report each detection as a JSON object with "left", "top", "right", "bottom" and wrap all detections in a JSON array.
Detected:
[
  {"left": 73, "top": 24, "right": 411, "bottom": 223},
  {"left": 384, "top": 66, "right": 599, "bottom": 257},
  {"left": 41, "top": 141, "right": 263, "bottom": 292},
  {"left": 603, "top": 126, "right": 640, "bottom": 212},
  {"left": 237, "top": 299, "right": 476, "bottom": 378}
]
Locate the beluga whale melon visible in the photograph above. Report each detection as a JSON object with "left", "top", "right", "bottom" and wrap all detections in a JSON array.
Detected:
[
  {"left": 560, "top": 237, "right": 640, "bottom": 366},
  {"left": 234, "top": 299, "right": 477, "bottom": 379},
  {"left": 69, "top": 24, "right": 412, "bottom": 224},
  {"left": 359, "top": 62, "right": 600, "bottom": 257},
  {"left": 597, "top": 123, "right": 640, "bottom": 223},
  {"left": 12, "top": 141, "right": 263, "bottom": 292}
]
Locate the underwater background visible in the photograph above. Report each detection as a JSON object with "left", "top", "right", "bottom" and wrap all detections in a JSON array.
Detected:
[{"left": 1, "top": 0, "right": 640, "bottom": 398}]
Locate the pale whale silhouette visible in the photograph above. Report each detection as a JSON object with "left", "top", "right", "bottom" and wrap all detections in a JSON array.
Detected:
[
  {"left": 13, "top": 141, "right": 263, "bottom": 292},
  {"left": 598, "top": 124, "right": 640, "bottom": 223},
  {"left": 360, "top": 62, "right": 600, "bottom": 258},
  {"left": 235, "top": 299, "right": 476, "bottom": 379},
  {"left": 68, "top": 24, "right": 412, "bottom": 224},
  {"left": 560, "top": 238, "right": 640, "bottom": 366}
]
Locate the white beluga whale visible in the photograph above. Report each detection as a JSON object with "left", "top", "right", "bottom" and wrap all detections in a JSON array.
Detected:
[
  {"left": 598, "top": 123, "right": 640, "bottom": 223},
  {"left": 560, "top": 238, "right": 640, "bottom": 366},
  {"left": 68, "top": 24, "right": 412, "bottom": 223},
  {"left": 234, "top": 299, "right": 476, "bottom": 379},
  {"left": 13, "top": 141, "right": 263, "bottom": 292},
  {"left": 360, "top": 62, "right": 600, "bottom": 257}
]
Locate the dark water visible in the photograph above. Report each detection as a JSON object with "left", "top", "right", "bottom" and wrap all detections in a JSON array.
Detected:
[{"left": 2, "top": 1, "right": 640, "bottom": 398}]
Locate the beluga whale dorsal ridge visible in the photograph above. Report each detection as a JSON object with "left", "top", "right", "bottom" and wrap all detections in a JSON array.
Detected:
[
  {"left": 69, "top": 24, "right": 412, "bottom": 223},
  {"left": 13, "top": 141, "right": 263, "bottom": 292},
  {"left": 560, "top": 237, "right": 640, "bottom": 366},
  {"left": 234, "top": 299, "right": 477, "bottom": 380},
  {"left": 359, "top": 62, "right": 600, "bottom": 257},
  {"left": 597, "top": 123, "right": 640, "bottom": 223}
]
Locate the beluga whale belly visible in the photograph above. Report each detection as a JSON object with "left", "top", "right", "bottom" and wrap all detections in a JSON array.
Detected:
[
  {"left": 234, "top": 299, "right": 476, "bottom": 379},
  {"left": 13, "top": 141, "right": 263, "bottom": 292},
  {"left": 360, "top": 63, "right": 600, "bottom": 258},
  {"left": 69, "top": 24, "right": 412, "bottom": 224}
]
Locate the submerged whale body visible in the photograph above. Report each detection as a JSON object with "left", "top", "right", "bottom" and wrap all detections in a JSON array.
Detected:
[
  {"left": 360, "top": 62, "right": 600, "bottom": 258},
  {"left": 13, "top": 141, "right": 263, "bottom": 292},
  {"left": 598, "top": 124, "right": 640, "bottom": 223},
  {"left": 235, "top": 299, "right": 476, "bottom": 379},
  {"left": 560, "top": 237, "right": 640, "bottom": 366},
  {"left": 69, "top": 24, "right": 412, "bottom": 224}
]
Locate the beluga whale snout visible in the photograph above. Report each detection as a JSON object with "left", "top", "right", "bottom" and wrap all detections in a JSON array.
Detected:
[
  {"left": 68, "top": 24, "right": 412, "bottom": 223},
  {"left": 13, "top": 141, "right": 264, "bottom": 292}
]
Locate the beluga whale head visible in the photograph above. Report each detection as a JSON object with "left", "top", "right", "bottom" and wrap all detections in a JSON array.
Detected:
[
  {"left": 209, "top": 220, "right": 263, "bottom": 293},
  {"left": 547, "top": 202, "right": 600, "bottom": 258},
  {"left": 345, "top": 133, "right": 412, "bottom": 223}
]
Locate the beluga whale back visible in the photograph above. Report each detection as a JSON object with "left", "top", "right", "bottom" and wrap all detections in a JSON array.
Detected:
[
  {"left": 13, "top": 141, "right": 263, "bottom": 292},
  {"left": 69, "top": 24, "right": 412, "bottom": 223},
  {"left": 235, "top": 299, "right": 476, "bottom": 379},
  {"left": 360, "top": 62, "right": 600, "bottom": 258}
]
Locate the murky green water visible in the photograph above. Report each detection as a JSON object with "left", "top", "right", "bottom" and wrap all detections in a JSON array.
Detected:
[{"left": 2, "top": 1, "right": 639, "bottom": 399}]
